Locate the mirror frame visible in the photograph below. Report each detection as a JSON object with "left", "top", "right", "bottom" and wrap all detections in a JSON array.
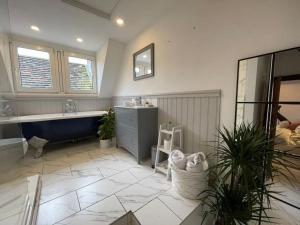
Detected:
[
  {"left": 234, "top": 45, "right": 300, "bottom": 213},
  {"left": 234, "top": 46, "right": 300, "bottom": 128},
  {"left": 133, "top": 43, "right": 154, "bottom": 81}
]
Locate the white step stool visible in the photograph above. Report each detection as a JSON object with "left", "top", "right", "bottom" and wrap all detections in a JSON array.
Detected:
[{"left": 154, "top": 123, "right": 183, "bottom": 180}]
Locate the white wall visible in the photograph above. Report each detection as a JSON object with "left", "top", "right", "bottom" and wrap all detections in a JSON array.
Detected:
[
  {"left": 98, "top": 39, "right": 125, "bottom": 98},
  {"left": 113, "top": 0, "right": 300, "bottom": 127},
  {"left": 0, "top": 33, "right": 13, "bottom": 94}
]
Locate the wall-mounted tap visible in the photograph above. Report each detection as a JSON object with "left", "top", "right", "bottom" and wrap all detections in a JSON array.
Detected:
[
  {"left": 0, "top": 100, "right": 14, "bottom": 116},
  {"left": 134, "top": 96, "right": 142, "bottom": 106},
  {"left": 63, "top": 99, "right": 78, "bottom": 113}
]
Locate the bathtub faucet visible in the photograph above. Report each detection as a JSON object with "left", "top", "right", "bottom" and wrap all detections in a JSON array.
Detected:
[
  {"left": 63, "top": 99, "right": 78, "bottom": 113},
  {"left": 0, "top": 100, "right": 14, "bottom": 116}
]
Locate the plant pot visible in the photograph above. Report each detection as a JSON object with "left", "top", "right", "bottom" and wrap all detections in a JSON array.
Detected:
[{"left": 100, "top": 139, "right": 112, "bottom": 149}]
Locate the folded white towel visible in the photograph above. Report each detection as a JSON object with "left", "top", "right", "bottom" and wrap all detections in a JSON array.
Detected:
[
  {"left": 186, "top": 152, "right": 209, "bottom": 172},
  {"left": 169, "top": 150, "right": 187, "bottom": 170}
]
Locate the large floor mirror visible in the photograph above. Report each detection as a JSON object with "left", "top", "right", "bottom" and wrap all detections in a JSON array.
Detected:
[{"left": 235, "top": 47, "right": 300, "bottom": 225}]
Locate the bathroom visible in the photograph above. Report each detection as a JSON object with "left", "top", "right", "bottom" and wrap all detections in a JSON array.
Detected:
[{"left": 0, "top": 1, "right": 300, "bottom": 225}]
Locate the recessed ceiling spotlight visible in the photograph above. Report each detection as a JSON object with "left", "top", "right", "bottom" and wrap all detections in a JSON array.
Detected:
[
  {"left": 76, "top": 38, "right": 83, "bottom": 43},
  {"left": 143, "top": 55, "right": 147, "bottom": 58},
  {"left": 116, "top": 18, "right": 124, "bottom": 26},
  {"left": 30, "top": 25, "right": 40, "bottom": 32}
]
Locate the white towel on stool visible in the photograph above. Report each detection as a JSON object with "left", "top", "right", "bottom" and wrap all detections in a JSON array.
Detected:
[
  {"left": 186, "top": 152, "right": 208, "bottom": 172},
  {"left": 169, "top": 150, "right": 187, "bottom": 170}
]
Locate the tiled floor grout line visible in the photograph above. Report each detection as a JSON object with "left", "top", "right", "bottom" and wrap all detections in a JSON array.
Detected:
[
  {"left": 126, "top": 168, "right": 156, "bottom": 181},
  {"left": 26, "top": 145, "right": 175, "bottom": 224},
  {"left": 75, "top": 191, "right": 82, "bottom": 211},
  {"left": 114, "top": 193, "right": 128, "bottom": 212},
  {"left": 46, "top": 169, "right": 163, "bottom": 224},
  {"left": 39, "top": 165, "right": 133, "bottom": 205},
  {"left": 53, "top": 193, "right": 127, "bottom": 225},
  {"left": 157, "top": 197, "right": 183, "bottom": 222},
  {"left": 7, "top": 145, "right": 190, "bottom": 225}
]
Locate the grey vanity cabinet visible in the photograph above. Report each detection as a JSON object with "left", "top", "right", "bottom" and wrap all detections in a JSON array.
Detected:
[{"left": 115, "top": 107, "right": 158, "bottom": 164}]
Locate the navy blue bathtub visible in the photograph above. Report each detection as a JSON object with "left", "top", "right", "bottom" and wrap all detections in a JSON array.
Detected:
[{"left": 21, "top": 116, "right": 102, "bottom": 143}]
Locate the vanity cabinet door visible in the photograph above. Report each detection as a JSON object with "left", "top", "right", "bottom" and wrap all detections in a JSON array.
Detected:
[
  {"left": 116, "top": 123, "right": 138, "bottom": 157},
  {"left": 115, "top": 108, "right": 138, "bottom": 129}
]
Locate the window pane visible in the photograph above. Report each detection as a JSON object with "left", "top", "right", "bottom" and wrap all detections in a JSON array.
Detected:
[
  {"left": 68, "top": 56, "right": 93, "bottom": 91},
  {"left": 17, "top": 47, "right": 52, "bottom": 89}
]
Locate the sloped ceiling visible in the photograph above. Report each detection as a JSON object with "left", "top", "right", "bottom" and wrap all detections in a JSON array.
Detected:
[{"left": 5, "top": 0, "right": 176, "bottom": 52}]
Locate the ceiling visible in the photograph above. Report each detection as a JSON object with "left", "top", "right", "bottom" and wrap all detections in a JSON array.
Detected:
[
  {"left": 4, "top": 0, "right": 176, "bottom": 52},
  {"left": 78, "top": 0, "right": 120, "bottom": 14}
]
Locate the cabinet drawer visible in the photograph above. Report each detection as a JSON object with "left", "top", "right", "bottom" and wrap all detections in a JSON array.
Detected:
[
  {"left": 116, "top": 124, "right": 138, "bottom": 156},
  {"left": 115, "top": 108, "right": 138, "bottom": 129}
]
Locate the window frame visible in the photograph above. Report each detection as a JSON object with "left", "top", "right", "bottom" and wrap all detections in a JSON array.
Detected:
[
  {"left": 11, "top": 41, "right": 59, "bottom": 93},
  {"left": 63, "top": 51, "right": 97, "bottom": 94}
]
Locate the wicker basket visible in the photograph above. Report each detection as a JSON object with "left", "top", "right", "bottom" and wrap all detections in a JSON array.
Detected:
[{"left": 170, "top": 162, "right": 208, "bottom": 200}]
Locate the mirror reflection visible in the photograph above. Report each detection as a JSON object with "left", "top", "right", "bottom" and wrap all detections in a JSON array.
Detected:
[
  {"left": 237, "top": 54, "right": 272, "bottom": 103},
  {"left": 236, "top": 48, "right": 300, "bottom": 218},
  {"left": 236, "top": 103, "right": 268, "bottom": 127},
  {"left": 133, "top": 43, "right": 154, "bottom": 80}
]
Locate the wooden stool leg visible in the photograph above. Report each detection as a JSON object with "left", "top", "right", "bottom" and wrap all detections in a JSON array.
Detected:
[{"left": 167, "top": 162, "right": 171, "bottom": 181}]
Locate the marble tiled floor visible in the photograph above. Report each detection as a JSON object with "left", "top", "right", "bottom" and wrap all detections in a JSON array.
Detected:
[{"left": 6, "top": 140, "right": 201, "bottom": 225}]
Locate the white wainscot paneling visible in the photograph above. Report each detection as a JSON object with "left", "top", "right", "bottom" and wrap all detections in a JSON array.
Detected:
[{"left": 113, "top": 90, "right": 221, "bottom": 155}]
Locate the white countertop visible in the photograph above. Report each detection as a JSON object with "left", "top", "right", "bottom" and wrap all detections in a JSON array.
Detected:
[
  {"left": 0, "top": 111, "right": 107, "bottom": 124},
  {"left": 114, "top": 106, "right": 157, "bottom": 109}
]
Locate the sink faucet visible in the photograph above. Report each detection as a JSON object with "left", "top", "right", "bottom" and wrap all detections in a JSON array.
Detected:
[
  {"left": 63, "top": 99, "right": 78, "bottom": 113},
  {"left": 0, "top": 100, "right": 14, "bottom": 116},
  {"left": 134, "top": 96, "right": 142, "bottom": 106}
]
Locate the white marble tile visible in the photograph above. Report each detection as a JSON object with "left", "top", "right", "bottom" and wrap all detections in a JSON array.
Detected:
[
  {"left": 116, "top": 183, "right": 160, "bottom": 212},
  {"left": 0, "top": 213, "right": 23, "bottom": 225},
  {"left": 158, "top": 188, "right": 200, "bottom": 220},
  {"left": 42, "top": 151, "right": 69, "bottom": 162},
  {"left": 42, "top": 169, "right": 73, "bottom": 187},
  {"left": 66, "top": 152, "right": 92, "bottom": 165},
  {"left": 57, "top": 195, "right": 126, "bottom": 225},
  {"left": 128, "top": 166, "right": 154, "bottom": 180},
  {"left": 40, "top": 175, "right": 103, "bottom": 203},
  {"left": 42, "top": 156, "right": 70, "bottom": 166},
  {"left": 139, "top": 173, "right": 171, "bottom": 193},
  {"left": 70, "top": 161, "right": 99, "bottom": 171},
  {"left": 76, "top": 171, "right": 138, "bottom": 209},
  {"left": 88, "top": 149, "right": 112, "bottom": 159},
  {"left": 42, "top": 158, "right": 71, "bottom": 175},
  {"left": 37, "top": 192, "right": 80, "bottom": 225},
  {"left": 99, "top": 167, "right": 119, "bottom": 177},
  {"left": 15, "top": 161, "right": 44, "bottom": 178},
  {"left": 92, "top": 158, "right": 135, "bottom": 171},
  {"left": 43, "top": 165, "right": 72, "bottom": 176},
  {"left": 71, "top": 168, "right": 103, "bottom": 177},
  {"left": 263, "top": 198, "right": 300, "bottom": 225},
  {"left": 134, "top": 199, "right": 181, "bottom": 225}
]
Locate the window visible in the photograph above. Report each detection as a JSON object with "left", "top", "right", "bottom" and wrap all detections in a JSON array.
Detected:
[
  {"left": 12, "top": 42, "right": 58, "bottom": 93},
  {"left": 17, "top": 47, "right": 52, "bottom": 89},
  {"left": 11, "top": 41, "right": 97, "bottom": 95},
  {"left": 64, "top": 53, "right": 96, "bottom": 94}
]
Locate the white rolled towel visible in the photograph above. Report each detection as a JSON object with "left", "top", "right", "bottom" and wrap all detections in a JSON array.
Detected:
[
  {"left": 295, "top": 125, "right": 300, "bottom": 134},
  {"left": 169, "top": 150, "right": 187, "bottom": 170},
  {"left": 186, "top": 152, "right": 208, "bottom": 172}
]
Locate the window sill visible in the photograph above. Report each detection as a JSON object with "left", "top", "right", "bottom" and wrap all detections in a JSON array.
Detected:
[{"left": 0, "top": 92, "right": 108, "bottom": 100}]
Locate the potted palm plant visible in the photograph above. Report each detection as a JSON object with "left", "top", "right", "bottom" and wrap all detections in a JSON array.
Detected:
[
  {"left": 98, "top": 108, "right": 115, "bottom": 149},
  {"left": 201, "top": 123, "right": 294, "bottom": 225}
]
